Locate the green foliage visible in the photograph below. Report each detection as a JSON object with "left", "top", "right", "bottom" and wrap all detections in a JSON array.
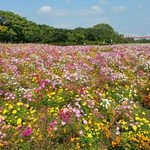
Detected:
[
  {"left": 0, "top": 25, "right": 7, "bottom": 32},
  {"left": 0, "top": 10, "right": 125, "bottom": 44}
]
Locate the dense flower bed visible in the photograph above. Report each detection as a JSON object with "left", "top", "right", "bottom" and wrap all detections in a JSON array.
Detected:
[{"left": 0, "top": 44, "right": 150, "bottom": 149}]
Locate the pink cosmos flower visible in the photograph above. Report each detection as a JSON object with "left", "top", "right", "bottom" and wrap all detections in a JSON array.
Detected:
[
  {"left": 21, "top": 127, "right": 32, "bottom": 137},
  {"left": 47, "top": 120, "right": 58, "bottom": 131},
  {"left": 83, "top": 119, "right": 88, "bottom": 125}
]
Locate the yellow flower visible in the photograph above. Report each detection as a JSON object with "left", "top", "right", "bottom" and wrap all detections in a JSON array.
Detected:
[
  {"left": 28, "top": 123, "right": 32, "bottom": 127},
  {"left": 81, "top": 144, "right": 85, "bottom": 147},
  {"left": 0, "top": 143, "right": 4, "bottom": 147},
  {"left": 63, "top": 129, "right": 66, "bottom": 133},
  {"left": 47, "top": 93, "right": 51, "bottom": 98},
  {"left": 85, "top": 126, "right": 89, "bottom": 131},
  {"left": 89, "top": 113, "right": 92, "bottom": 116},
  {"left": 2, "top": 109, "right": 8, "bottom": 115},
  {"left": 89, "top": 95, "right": 94, "bottom": 99},
  {"left": 23, "top": 122, "right": 26, "bottom": 125},
  {"left": 82, "top": 102, "right": 86, "bottom": 106},
  {"left": 58, "top": 88, "right": 63, "bottom": 93},
  {"left": 25, "top": 104, "right": 29, "bottom": 108},
  {"left": 85, "top": 90, "right": 89, "bottom": 94},
  {"left": 140, "top": 122, "right": 144, "bottom": 126},
  {"left": 17, "top": 118, "right": 22, "bottom": 125},
  {"left": 125, "top": 127, "right": 129, "bottom": 131},
  {"left": 102, "top": 93, "right": 106, "bottom": 97},
  {"left": 129, "top": 94, "right": 132, "bottom": 98},
  {"left": 102, "top": 119, "right": 107, "bottom": 123},
  {"left": 53, "top": 113, "right": 57, "bottom": 116},
  {"left": 8, "top": 104, "right": 13, "bottom": 110},
  {"left": 87, "top": 133, "right": 92, "bottom": 138},
  {"left": 17, "top": 102, "right": 23, "bottom": 106},
  {"left": 32, "top": 77, "right": 36, "bottom": 82},
  {"left": 30, "top": 110, "right": 36, "bottom": 114},
  {"left": 135, "top": 117, "right": 140, "bottom": 121},
  {"left": 12, "top": 110, "right": 17, "bottom": 114},
  {"left": 70, "top": 137, "right": 75, "bottom": 142},
  {"left": 142, "top": 118, "right": 149, "bottom": 123},
  {"left": 33, "top": 118, "right": 37, "bottom": 122},
  {"left": 76, "top": 137, "right": 80, "bottom": 141},
  {"left": 132, "top": 125, "right": 137, "bottom": 131},
  {"left": 88, "top": 120, "right": 92, "bottom": 125},
  {"left": 30, "top": 107, "right": 33, "bottom": 110},
  {"left": 55, "top": 107, "right": 59, "bottom": 111},
  {"left": 95, "top": 129, "right": 98, "bottom": 132},
  {"left": 51, "top": 92, "right": 56, "bottom": 95},
  {"left": 121, "top": 120, "right": 127, "bottom": 125}
]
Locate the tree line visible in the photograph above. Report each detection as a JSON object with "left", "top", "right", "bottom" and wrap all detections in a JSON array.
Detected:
[{"left": 0, "top": 10, "right": 131, "bottom": 45}]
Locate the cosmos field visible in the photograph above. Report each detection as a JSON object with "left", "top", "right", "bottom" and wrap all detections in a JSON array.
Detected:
[{"left": 0, "top": 44, "right": 150, "bottom": 150}]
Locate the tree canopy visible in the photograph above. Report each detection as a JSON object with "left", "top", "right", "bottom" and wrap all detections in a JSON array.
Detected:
[{"left": 0, "top": 10, "right": 125, "bottom": 44}]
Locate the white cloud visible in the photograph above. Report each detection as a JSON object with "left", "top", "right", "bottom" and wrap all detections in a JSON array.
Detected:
[
  {"left": 37, "top": 5, "right": 69, "bottom": 16},
  {"left": 38, "top": 6, "right": 52, "bottom": 14},
  {"left": 112, "top": 5, "right": 126, "bottom": 13},
  {"left": 37, "top": 4, "right": 105, "bottom": 18},
  {"left": 91, "top": 6, "right": 100, "bottom": 11},
  {"left": 78, "top": 5, "right": 104, "bottom": 16},
  {"left": 91, "top": 5, "right": 104, "bottom": 14}
]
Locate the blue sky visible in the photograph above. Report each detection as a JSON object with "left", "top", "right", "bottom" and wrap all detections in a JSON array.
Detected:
[{"left": 0, "top": 0, "right": 150, "bottom": 35}]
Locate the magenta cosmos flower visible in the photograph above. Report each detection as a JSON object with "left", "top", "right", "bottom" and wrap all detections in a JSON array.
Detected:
[{"left": 21, "top": 127, "right": 32, "bottom": 137}]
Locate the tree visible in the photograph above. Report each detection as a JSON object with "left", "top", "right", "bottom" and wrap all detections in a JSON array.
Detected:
[
  {"left": 0, "top": 10, "right": 125, "bottom": 44},
  {"left": 0, "top": 25, "right": 7, "bottom": 32},
  {"left": 85, "top": 28, "right": 97, "bottom": 41},
  {"left": 93, "top": 23, "right": 116, "bottom": 43},
  {"left": 50, "top": 29, "right": 68, "bottom": 43},
  {"left": 0, "top": 25, "right": 8, "bottom": 42},
  {"left": 0, "top": 16, "right": 6, "bottom": 25}
]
